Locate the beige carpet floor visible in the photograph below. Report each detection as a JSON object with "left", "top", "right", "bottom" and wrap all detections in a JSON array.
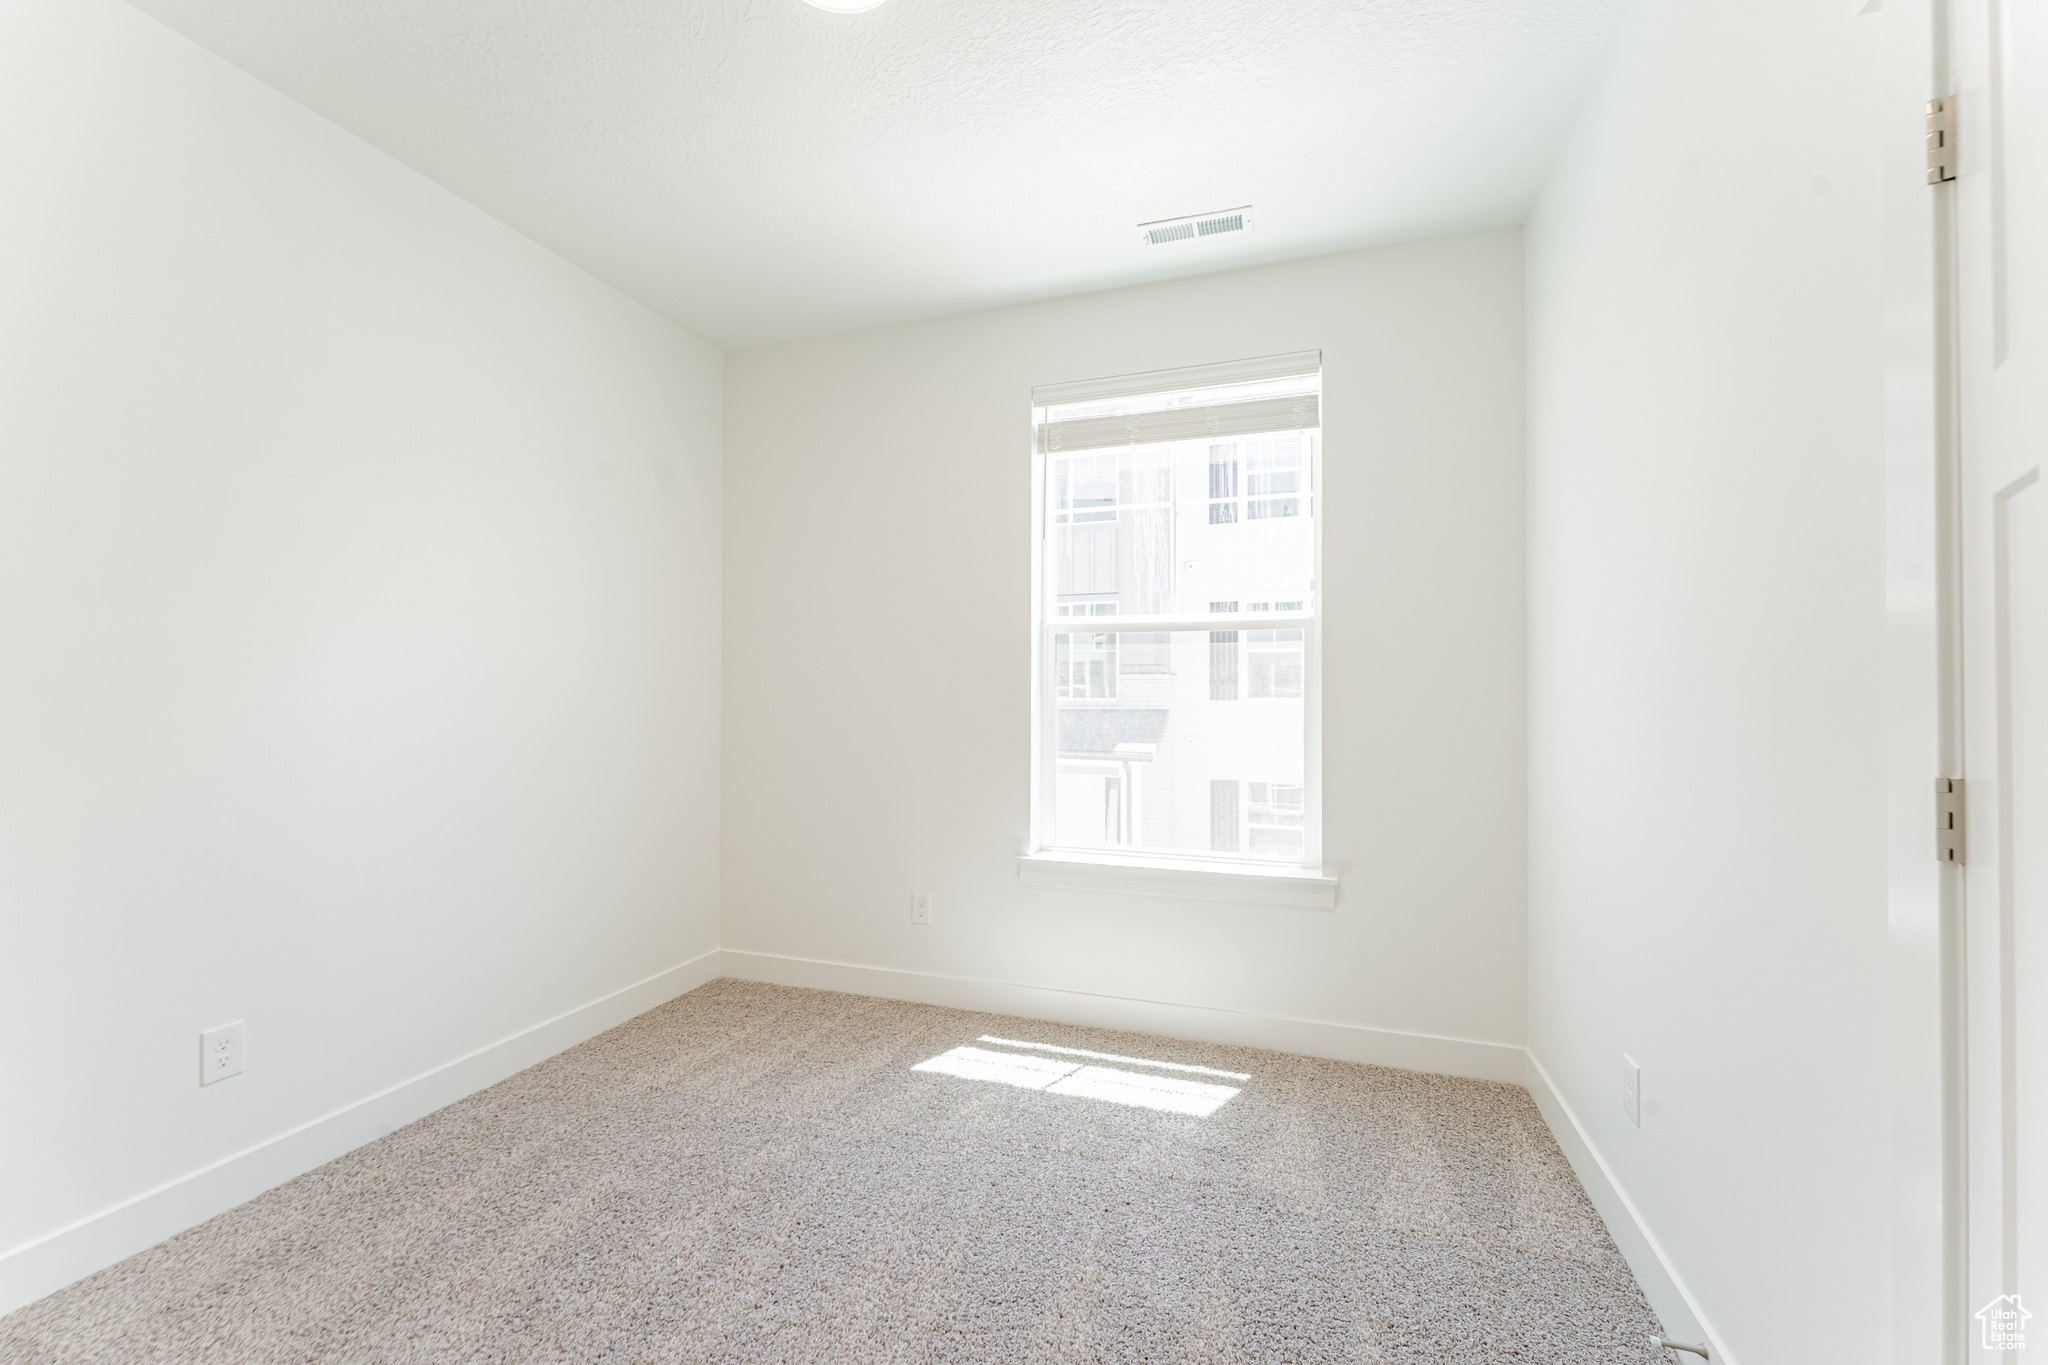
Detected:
[{"left": 2, "top": 979, "right": 1669, "bottom": 1363}]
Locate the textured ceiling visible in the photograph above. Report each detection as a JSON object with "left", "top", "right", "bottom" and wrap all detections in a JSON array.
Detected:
[{"left": 125, "top": 0, "right": 1619, "bottom": 349}]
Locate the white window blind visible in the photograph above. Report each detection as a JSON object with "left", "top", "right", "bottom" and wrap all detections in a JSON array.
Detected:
[
  {"left": 1038, "top": 393, "right": 1321, "bottom": 454},
  {"left": 1031, "top": 350, "right": 1321, "bottom": 405},
  {"left": 1033, "top": 351, "right": 1321, "bottom": 455}
]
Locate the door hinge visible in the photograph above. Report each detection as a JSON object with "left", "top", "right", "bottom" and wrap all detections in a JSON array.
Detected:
[
  {"left": 1936, "top": 777, "right": 1966, "bottom": 863},
  {"left": 1927, "top": 97, "right": 1957, "bottom": 184}
]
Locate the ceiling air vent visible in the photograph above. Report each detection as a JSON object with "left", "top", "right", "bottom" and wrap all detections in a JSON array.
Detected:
[{"left": 1139, "top": 206, "right": 1254, "bottom": 247}]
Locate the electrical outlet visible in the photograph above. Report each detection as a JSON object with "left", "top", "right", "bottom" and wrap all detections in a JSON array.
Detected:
[
  {"left": 1620, "top": 1053, "right": 1640, "bottom": 1127},
  {"left": 910, "top": 891, "right": 933, "bottom": 925},
  {"left": 201, "top": 1022, "right": 245, "bottom": 1086}
]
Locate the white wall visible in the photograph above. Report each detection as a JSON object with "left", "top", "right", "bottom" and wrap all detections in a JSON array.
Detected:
[
  {"left": 0, "top": 0, "right": 723, "bottom": 1311},
  {"left": 723, "top": 233, "right": 1527, "bottom": 1074},
  {"left": 1524, "top": 1, "right": 1897, "bottom": 1359}
]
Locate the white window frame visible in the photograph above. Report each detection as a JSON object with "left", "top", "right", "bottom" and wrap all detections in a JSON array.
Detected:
[{"left": 1020, "top": 353, "right": 1333, "bottom": 908}]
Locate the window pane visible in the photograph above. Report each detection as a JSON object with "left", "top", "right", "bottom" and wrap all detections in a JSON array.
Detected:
[
  {"left": 1248, "top": 826, "right": 1304, "bottom": 858},
  {"left": 1049, "top": 435, "right": 1312, "bottom": 620},
  {"left": 1121, "top": 631, "right": 1171, "bottom": 673},
  {"left": 1246, "top": 628, "right": 1303, "bottom": 699},
  {"left": 1053, "top": 632, "right": 1118, "bottom": 700},
  {"left": 1208, "top": 631, "right": 1238, "bottom": 701},
  {"left": 1209, "top": 779, "right": 1240, "bottom": 853},
  {"left": 1247, "top": 781, "right": 1305, "bottom": 859},
  {"left": 1183, "top": 431, "right": 1312, "bottom": 614},
  {"left": 1208, "top": 445, "right": 1238, "bottom": 498},
  {"left": 1244, "top": 437, "right": 1300, "bottom": 493},
  {"left": 1056, "top": 453, "right": 1118, "bottom": 522},
  {"left": 1052, "top": 447, "right": 1176, "bottom": 613},
  {"left": 1053, "top": 631, "right": 1303, "bottom": 861}
]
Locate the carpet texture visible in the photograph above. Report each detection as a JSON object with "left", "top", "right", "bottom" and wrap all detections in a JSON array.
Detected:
[{"left": 2, "top": 980, "right": 1669, "bottom": 1363}]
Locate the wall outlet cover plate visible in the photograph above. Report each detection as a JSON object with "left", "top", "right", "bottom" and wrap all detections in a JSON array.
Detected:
[{"left": 202, "top": 1022, "right": 245, "bottom": 1085}]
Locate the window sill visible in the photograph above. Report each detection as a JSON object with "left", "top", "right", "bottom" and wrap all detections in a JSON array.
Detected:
[{"left": 1015, "top": 851, "right": 1338, "bottom": 909}]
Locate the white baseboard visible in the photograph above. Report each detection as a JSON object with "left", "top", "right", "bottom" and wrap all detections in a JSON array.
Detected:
[
  {"left": 0, "top": 947, "right": 724, "bottom": 1319},
  {"left": 719, "top": 949, "right": 1528, "bottom": 1083},
  {"left": 1521, "top": 1050, "right": 1734, "bottom": 1364}
]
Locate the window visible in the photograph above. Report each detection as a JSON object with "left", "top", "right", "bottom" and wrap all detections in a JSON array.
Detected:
[
  {"left": 1208, "top": 435, "right": 1306, "bottom": 523},
  {"left": 1209, "top": 779, "right": 1240, "bottom": 853},
  {"left": 1206, "top": 780, "right": 1304, "bottom": 859},
  {"left": 1244, "top": 437, "right": 1303, "bottom": 519},
  {"left": 1208, "top": 629, "right": 1239, "bottom": 701},
  {"left": 1055, "top": 453, "right": 1119, "bottom": 524},
  {"left": 1246, "top": 629, "right": 1303, "bottom": 698},
  {"left": 1054, "top": 631, "right": 1117, "bottom": 699},
  {"left": 1030, "top": 352, "right": 1321, "bottom": 873},
  {"left": 1247, "top": 782, "right": 1305, "bottom": 858},
  {"left": 1207, "top": 445, "right": 1238, "bottom": 524}
]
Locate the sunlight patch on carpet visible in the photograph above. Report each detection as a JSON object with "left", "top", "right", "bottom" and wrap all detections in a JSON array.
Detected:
[
  {"left": 912, "top": 1044, "right": 1242, "bottom": 1116},
  {"left": 976, "top": 1035, "right": 1252, "bottom": 1080}
]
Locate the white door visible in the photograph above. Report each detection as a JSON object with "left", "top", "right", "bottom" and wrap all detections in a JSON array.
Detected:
[{"left": 1957, "top": 0, "right": 2048, "bottom": 1355}]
